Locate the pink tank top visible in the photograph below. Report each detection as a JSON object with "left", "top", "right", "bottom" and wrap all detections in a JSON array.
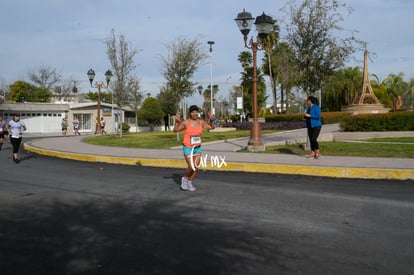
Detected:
[{"left": 183, "top": 119, "right": 203, "bottom": 148}]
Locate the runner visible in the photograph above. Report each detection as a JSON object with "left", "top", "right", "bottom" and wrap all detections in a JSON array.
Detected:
[
  {"left": 73, "top": 116, "right": 80, "bottom": 136},
  {"left": 174, "top": 105, "right": 215, "bottom": 191},
  {"left": 100, "top": 117, "right": 106, "bottom": 134},
  {"left": 8, "top": 114, "right": 26, "bottom": 163},
  {"left": 0, "top": 115, "right": 7, "bottom": 150},
  {"left": 61, "top": 117, "right": 68, "bottom": 136}
]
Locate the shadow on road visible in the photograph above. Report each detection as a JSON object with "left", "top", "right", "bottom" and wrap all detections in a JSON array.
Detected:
[{"left": 0, "top": 199, "right": 286, "bottom": 274}]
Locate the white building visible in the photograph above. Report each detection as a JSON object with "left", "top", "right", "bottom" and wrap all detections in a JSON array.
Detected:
[{"left": 0, "top": 102, "right": 124, "bottom": 134}]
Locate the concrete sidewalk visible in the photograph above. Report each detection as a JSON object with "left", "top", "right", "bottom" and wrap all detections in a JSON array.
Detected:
[{"left": 24, "top": 129, "right": 414, "bottom": 180}]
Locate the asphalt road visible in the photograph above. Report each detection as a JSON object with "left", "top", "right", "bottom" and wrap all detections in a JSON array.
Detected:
[{"left": 0, "top": 140, "right": 413, "bottom": 275}]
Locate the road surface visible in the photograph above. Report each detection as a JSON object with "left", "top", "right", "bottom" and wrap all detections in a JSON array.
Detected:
[{"left": 0, "top": 141, "right": 413, "bottom": 274}]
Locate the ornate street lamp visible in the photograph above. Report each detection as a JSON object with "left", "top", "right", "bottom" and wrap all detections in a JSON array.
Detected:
[
  {"left": 235, "top": 9, "right": 273, "bottom": 151},
  {"left": 87, "top": 68, "right": 113, "bottom": 135}
]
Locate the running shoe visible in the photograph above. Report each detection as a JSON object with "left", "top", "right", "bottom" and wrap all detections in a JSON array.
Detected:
[
  {"left": 181, "top": 177, "right": 189, "bottom": 191},
  {"left": 187, "top": 181, "right": 196, "bottom": 192}
]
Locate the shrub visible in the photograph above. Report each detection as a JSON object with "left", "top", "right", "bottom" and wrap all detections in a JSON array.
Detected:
[
  {"left": 121, "top": 123, "right": 130, "bottom": 133},
  {"left": 138, "top": 97, "right": 164, "bottom": 131},
  {"left": 222, "top": 121, "right": 304, "bottom": 131},
  {"left": 265, "top": 112, "right": 350, "bottom": 124},
  {"left": 340, "top": 111, "right": 414, "bottom": 132}
]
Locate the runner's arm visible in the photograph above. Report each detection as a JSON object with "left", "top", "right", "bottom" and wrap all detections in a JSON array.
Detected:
[
  {"left": 203, "top": 112, "right": 215, "bottom": 130},
  {"left": 173, "top": 113, "right": 185, "bottom": 132}
]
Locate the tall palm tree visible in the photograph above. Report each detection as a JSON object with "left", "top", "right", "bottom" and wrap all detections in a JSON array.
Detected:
[
  {"left": 384, "top": 73, "right": 408, "bottom": 110},
  {"left": 237, "top": 51, "right": 253, "bottom": 71}
]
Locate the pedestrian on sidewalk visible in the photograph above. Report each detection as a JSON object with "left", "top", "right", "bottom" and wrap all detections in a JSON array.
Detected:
[
  {"left": 8, "top": 114, "right": 26, "bottom": 163},
  {"left": 164, "top": 114, "right": 170, "bottom": 131},
  {"left": 73, "top": 116, "right": 80, "bottom": 136},
  {"left": 304, "top": 96, "right": 322, "bottom": 159},
  {"left": 61, "top": 118, "right": 68, "bottom": 136},
  {"left": 174, "top": 105, "right": 215, "bottom": 191},
  {"left": 0, "top": 115, "right": 7, "bottom": 150},
  {"left": 100, "top": 117, "right": 106, "bottom": 134}
]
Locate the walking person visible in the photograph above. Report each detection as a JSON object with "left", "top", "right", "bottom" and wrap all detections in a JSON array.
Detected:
[
  {"left": 0, "top": 115, "right": 7, "bottom": 150},
  {"left": 164, "top": 114, "right": 170, "bottom": 131},
  {"left": 61, "top": 118, "right": 68, "bottom": 136},
  {"left": 8, "top": 114, "right": 26, "bottom": 163},
  {"left": 304, "top": 96, "right": 322, "bottom": 159},
  {"left": 100, "top": 117, "right": 106, "bottom": 134},
  {"left": 174, "top": 105, "right": 215, "bottom": 191},
  {"left": 73, "top": 116, "right": 80, "bottom": 136}
]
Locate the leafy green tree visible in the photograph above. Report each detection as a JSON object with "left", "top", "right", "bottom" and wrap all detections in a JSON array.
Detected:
[
  {"left": 384, "top": 73, "right": 408, "bottom": 110},
  {"left": 157, "top": 87, "right": 179, "bottom": 116},
  {"left": 7, "top": 81, "right": 52, "bottom": 102},
  {"left": 240, "top": 67, "right": 267, "bottom": 116},
  {"left": 160, "top": 36, "right": 207, "bottom": 110},
  {"left": 371, "top": 74, "right": 393, "bottom": 108},
  {"left": 138, "top": 97, "right": 164, "bottom": 131},
  {"left": 85, "top": 91, "right": 112, "bottom": 104},
  {"left": 238, "top": 51, "right": 267, "bottom": 116},
  {"left": 237, "top": 51, "right": 253, "bottom": 71},
  {"left": 263, "top": 42, "right": 298, "bottom": 113},
  {"left": 322, "top": 67, "right": 362, "bottom": 111},
  {"left": 283, "top": 0, "right": 361, "bottom": 95}
]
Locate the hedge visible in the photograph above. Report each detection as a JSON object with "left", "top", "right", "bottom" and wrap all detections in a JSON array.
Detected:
[
  {"left": 265, "top": 112, "right": 350, "bottom": 124},
  {"left": 222, "top": 121, "right": 304, "bottom": 131},
  {"left": 340, "top": 112, "right": 414, "bottom": 132}
]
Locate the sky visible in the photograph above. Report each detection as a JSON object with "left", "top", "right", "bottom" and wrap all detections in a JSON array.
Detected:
[{"left": 0, "top": 0, "right": 413, "bottom": 104}]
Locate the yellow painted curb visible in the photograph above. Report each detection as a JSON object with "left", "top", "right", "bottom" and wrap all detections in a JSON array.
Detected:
[{"left": 24, "top": 144, "right": 414, "bottom": 180}]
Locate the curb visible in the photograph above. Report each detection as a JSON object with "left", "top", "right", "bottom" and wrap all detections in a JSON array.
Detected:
[{"left": 24, "top": 143, "right": 414, "bottom": 181}]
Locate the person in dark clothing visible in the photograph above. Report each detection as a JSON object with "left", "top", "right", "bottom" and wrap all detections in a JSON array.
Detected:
[
  {"left": 304, "top": 96, "right": 322, "bottom": 159},
  {"left": 164, "top": 114, "right": 170, "bottom": 131}
]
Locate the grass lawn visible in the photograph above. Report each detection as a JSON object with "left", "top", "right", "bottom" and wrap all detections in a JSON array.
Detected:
[
  {"left": 266, "top": 141, "right": 414, "bottom": 158},
  {"left": 84, "top": 130, "right": 279, "bottom": 149},
  {"left": 365, "top": 137, "right": 414, "bottom": 143}
]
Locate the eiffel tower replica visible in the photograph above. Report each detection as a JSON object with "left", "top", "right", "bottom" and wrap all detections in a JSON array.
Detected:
[{"left": 342, "top": 50, "right": 390, "bottom": 114}]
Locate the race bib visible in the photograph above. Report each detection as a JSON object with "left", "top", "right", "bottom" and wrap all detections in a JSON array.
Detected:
[
  {"left": 190, "top": 135, "right": 201, "bottom": 145},
  {"left": 11, "top": 134, "right": 20, "bottom": 139},
  {"left": 0, "top": 128, "right": 3, "bottom": 133}
]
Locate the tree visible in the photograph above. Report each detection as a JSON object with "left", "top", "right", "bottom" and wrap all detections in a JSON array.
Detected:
[
  {"left": 371, "top": 74, "right": 393, "bottom": 109},
  {"left": 106, "top": 29, "right": 138, "bottom": 107},
  {"left": 384, "top": 73, "right": 408, "bottom": 110},
  {"left": 237, "top": 51, "right": 253, "bottom": 71},
  {"left": 283, "top": 0, "right": 360, "bottom": 95},
  {"left": 157, "top": 88, "right": 179, "bottom": 116},
  {"left": 322, "top": 66, "right": 362, "bottom": 111},
  {"left": 85, "top": 91, "right": 112, "bottom": 104},
  {"left": 127, "top": 79, "right": 143, "bottom": 131},
  {"left": 0, "top": 77, "right": 8, "bottom": 103},
  {"left": 263, "top": 21, "right": 280, "bottom": 114},
  {"left": 160, "top": 36, "right": 207, "bottom": 109},
  {"left": 28, "top": 66, "right": 61, "bottom": 90},
  {"left": 263, "top": 42, "right": 298, "bottom": 113},
  {"left": 138, "top": 97, "right": 164, "bottom": 131},
  {"left": 240, "top": 67, "right": 267, "bottom": 116},
  {"left": 7, "top": 81, "right": 52, "bottom": 102},
  {"left": 237, "top": 51, "right": 267, "bottom": 116}
]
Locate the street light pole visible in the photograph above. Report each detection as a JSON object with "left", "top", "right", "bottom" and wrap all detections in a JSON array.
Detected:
[
  {"left": 87, "top": 68, "right": 113, "bottom": 135},
  {"left": 208, "top": 41, "right": 215, "bottom": 116},
  {"left": 235, "top": 9, "right": 273, "bottom": 151}
]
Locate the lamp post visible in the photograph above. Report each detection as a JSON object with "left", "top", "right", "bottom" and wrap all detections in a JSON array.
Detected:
[
  {"left": 207, "top": 41, "right": 215, "bottom": 115},
  {"left": 87, "top": 68, "right": 113, "bottom": 135},
  {"left": 235, "top": 9, "right": 273, "bottom": 151}
]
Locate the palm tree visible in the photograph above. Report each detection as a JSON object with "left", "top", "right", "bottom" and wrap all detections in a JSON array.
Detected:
[
  {"left": 238, "top": 51, "right": 253, "bottom": 71},
  {"left": 384, "top": 73, "right": 408, "bottom": 110}
]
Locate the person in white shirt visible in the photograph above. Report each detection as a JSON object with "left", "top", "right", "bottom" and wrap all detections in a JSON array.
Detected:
[{"left": 8, "top": 114, "right": 26, "bottom": 163}]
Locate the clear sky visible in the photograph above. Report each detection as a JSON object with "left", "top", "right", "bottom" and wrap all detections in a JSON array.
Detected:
[{"left": 0, "top": 0, "right": 413, "bottom": 103}]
